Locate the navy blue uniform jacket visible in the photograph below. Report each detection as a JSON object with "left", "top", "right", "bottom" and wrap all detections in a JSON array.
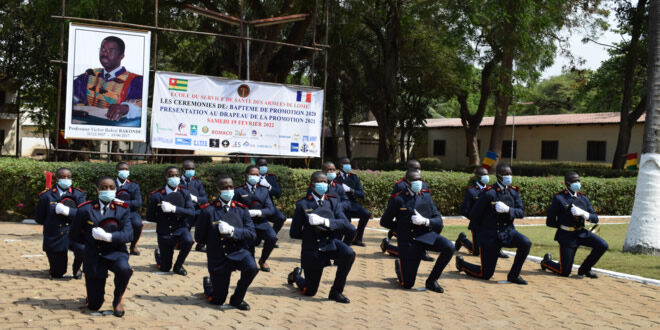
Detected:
[
  {"left": 146, "top": 186, "right": 195, "bottom": 236},
  {"left": 290, "top": 193, "right": 352, "bottom": 253},
  {"left": 35, "top": 186, "right": 86, "bottom": 252},
  {"left": 335, "top": 172, "right": 365, "bottom": 201},
  {"left": 469, "top": 185, "right": 525, "bottom": 244},
  {"left": 233, "top": 184, "right": 276, "bottom": 231},
  {"left": 546, "top": 189, "right": 599, "bottom": 245},
  {"left": 380, "top": 189, "right": 444, "bottom": 244}
]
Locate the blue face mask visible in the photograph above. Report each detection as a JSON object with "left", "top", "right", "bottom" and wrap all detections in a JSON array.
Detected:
[
  {"left": 410, "top": 180, "right": 423, "bottom": 193},
  {"left": 220, "top": 189, "right": 234, "bottom": 202},
  {"left": 342, "top": 164, "right": 352, "bottom": 173},
  {"left": 247, "top": 175, "right": 260, "bottom": 186},
  {"left": 501, "top": 175, "right": 513, "bottom": 186},
  {"left": 184, "top": 170, "right": 195, "bottom": 178},
  {"left": 480, "top": 175, "right": 490, "bottom": 185},
  {"left": 326, "top": 172, "right": 337, "bottom": 181},
  {"left": 168, "top": 176, "right": 180, "bottom": 188},
  {"left": 98, "top": 190, "right": 116, "bottom": 203},
  {"left": 57, "top": 179, "right": 72, "bottom": 190},
  {"left": 259, "top": 166, "right": 268, "bottom": 175},
  {"left": 569, "top": 182, "right": 581, "bottom": 192},
  {"left": 117, "top": 170, "right": 130, "bottom": 180},
  {"left": 314, "top": 182, "right": 328, "bottom": 196}
]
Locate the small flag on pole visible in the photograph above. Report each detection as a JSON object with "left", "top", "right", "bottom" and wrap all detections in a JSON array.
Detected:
[
  {"left": 168, "top": 78, "right": 188, "bottom": 91},
  {"left": 482, "top": 151, "right": 498, "bottom": 170},
  {"left": 625, "top": 153, "right": 638, "bottom": 171},
  {"left": 296, "top": 91, "right": 311, "bottom": 103}
]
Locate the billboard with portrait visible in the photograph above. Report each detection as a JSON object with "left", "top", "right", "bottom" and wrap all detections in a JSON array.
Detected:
[{"left": 64, "top": 23, "right": 150, "bottom": 142}]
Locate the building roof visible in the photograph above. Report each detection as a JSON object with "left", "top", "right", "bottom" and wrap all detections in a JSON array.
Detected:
[{"left": 351, "top": 112, "right": 647, "bottom": 128}]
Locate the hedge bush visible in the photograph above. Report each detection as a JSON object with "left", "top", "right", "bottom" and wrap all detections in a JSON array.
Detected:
[{"left": 2, "top": 158, "right": 636, "bottom": 220}]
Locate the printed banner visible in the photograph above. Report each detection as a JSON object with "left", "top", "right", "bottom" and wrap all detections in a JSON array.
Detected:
[
  {"left": 64, "top": 23, "right": 151, "bottom": 142},
  {"left": 150, "top": 72, "right": 324, "bottom": 157}
]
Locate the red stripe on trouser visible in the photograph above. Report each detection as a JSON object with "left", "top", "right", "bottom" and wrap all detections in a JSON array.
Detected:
[
  {"left": 133, "top": 223, "right": 144, "bottom": 247},
  {"left": 546, "top": 247, "right": 562, "bottom": 274},
  {"left": 398, "top": 257, "right": 405, "bottom": 287},
  {"left": 466, "top": 231, "right": 476, "bottom": 254},
  {"left": 461, "top": 246, "right": 484, "bottom": 277}
]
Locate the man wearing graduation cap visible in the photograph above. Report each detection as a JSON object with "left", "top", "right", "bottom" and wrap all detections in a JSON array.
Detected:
[
  {"left": 148, "top": 166, "right": 195, "bottom": 275},
  {"left": 287, "top": 171, "right": 356, "bottom": 303},
  {"left": 69, "top": 176, "right": 133, "bottom": 317},
  {"left": 35, "top": 167, "right": 86, "bottom": 279},
  {"left": 197, "top": 175, "right": 257, "bottom": 310},
  {"left": 380, "top": 169, "right": 454, "bottom": 293}
]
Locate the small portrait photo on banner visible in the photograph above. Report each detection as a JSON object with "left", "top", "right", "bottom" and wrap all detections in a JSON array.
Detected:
[{"left": 64, "top": 23, "right": 150, "bottom": 142}]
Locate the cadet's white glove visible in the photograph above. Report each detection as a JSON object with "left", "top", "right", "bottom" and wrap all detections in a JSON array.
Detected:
[
  {"left": 113, "top": 198, "right": 125, "bottom": 204},
  {"left": 217, "top": 220, "right": 235, "bottom": 236},
  {"left": 249, "top": 209, "right": 262, "bottom": 218},
  {"left": 495, "top": 201, "right": 510, "bottom": 213},
  {"left": 308, "top": 213, "right": 330, "bottom": 227},
  {"left": 55, "top": 203, "right": 70, "bottom": 216},
  {"left": 161, "top": 201, "right": 176, "bottom": 213},
  {"left": 571, "top": 205, "right": 590, "bottom": 220},
  {"left": 342, "top": 183, "right": 351, "bottom": 192},
  {"left": 259, "top": 177, "right": 271, "bottom": 189},
  {"left": 191, "top": 195, "right": 198, "bottom": 203},
  {"left": 92, "top": 227, "right": 113, "bottom": 242},
  {"left": 411, "top": 210, "right": 430, "bottom": 226}
]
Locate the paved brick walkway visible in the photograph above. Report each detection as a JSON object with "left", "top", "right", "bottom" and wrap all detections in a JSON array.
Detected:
[{"left": 1, "top": 221, "right": 658, "bottom": 329}]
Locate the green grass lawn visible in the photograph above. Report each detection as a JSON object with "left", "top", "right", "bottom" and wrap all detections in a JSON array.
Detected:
[{"left": 438, "top": 224, "right": 660, "bottom": 280}]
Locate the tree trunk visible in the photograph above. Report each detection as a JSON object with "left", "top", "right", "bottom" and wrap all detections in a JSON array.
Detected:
[
  {"left": 613, "top": 95, "right": 647, "bottom": 167},
  {"left": 398, "top": 121, "right": 406, "bottom": 163},
  {"left": 624, "top": 0, "right": 660, "bottom": 255},
  {"left": 489, "top": 48, "right": 514, "bottom": 164},
  {"left": 613, "top": 0, "right": 648, "bottom": 169}
]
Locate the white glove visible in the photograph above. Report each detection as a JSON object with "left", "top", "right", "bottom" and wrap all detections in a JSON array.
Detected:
[
  {"left": 55, "top": 203, "right": 70, "bottom": 216},
  {"left": 411, "top": 210, "right": 430, "bottom": 226},
  {"left": 161, "top": 201, "right": 176, "bottom": 213},
  {"left": 191, "top": 195, "right": 198, "bottom": 203},
  {"left": 259, "top": 177, "right": 271, "bottom": 189},
  {"left": 217, "top": 220, "right": 235, "bottom": 236},
  {"left": 571, "top": 205, "right": 590, "bottom": 220},
  {"left": 495, "top": 201, "right": 510, "bottom": 213},
  {"left": 308, "top": 213, "right": 330, "bottom": 227},
  {"left": 92, "top": 227, "right": 113, "bottom": 242},
  {"left": 342, "top": 183, "right": 351, "bottom": 192},
  {"left": 249, "top": 209, "right": 262, "bottom": 218},
  {"left": 113, "top": 198, "right": 125, "bottom": 204}
]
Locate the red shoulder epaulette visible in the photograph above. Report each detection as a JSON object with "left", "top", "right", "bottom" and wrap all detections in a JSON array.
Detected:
[
  {"left": 232, "top": 201, "right": 246, "bottom": 209},
  {"left": 483, "top": 186, "right": 494, "bottom": 192},
  {"left": 112, "top": 200, "right": 129, "bottom": 208},
  {"left": 266, "top": 173, "right": 275, "bottom": 177},
  {"left": 78, "top": 200, "right": 93, "bottom": 208},
  {"left": 577, "top": 192, "right": 586, "bottom": 197},
  {"left": 395, "top": 178, "right": 404, "bottom": 184},
  {"left": 421, "top": 188, "right": 430, "bottom": 193},
  {"left": 391, "top": 191, "right": 403, "bottom": 198},
  {"left": 38, "top": 188, "right": 49, "bottom": 196},
  {"left": 510, "top": 185, "right": 520, "bottom": 191},
  {"left": 200, "top": 202, "right": 211, "bottom": 210},
  {"left": 151, "top": 188, "right": 162, "bottom": 194},
  {"left": 326, "top": 194, "right": 337, "bottom": 199},
  {"left": 307, "top": 195, "right": 314, "bottom": 200}
]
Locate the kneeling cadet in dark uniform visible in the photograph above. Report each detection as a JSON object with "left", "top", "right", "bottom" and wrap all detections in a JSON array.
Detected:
[
  {"left": 335, "top": 157, "right": 371, "bottom": 247},
  {"left": 287, "top": 171, "right": 356, "bottom": 303},
  {"left": 35, "top": 167, "right": 86, "bottom": 279},
  {"left": 179, "top": 160, "right": 209, "bottom": 252},
  {"left": 197, "top": 175, "right": 257, "bottom": 310},
  {"left": 540, "top": 171, "right": 608, "bottom": 278},
  {"left": 380, "top": 169, "right": 454, "bottom": 293},
  {"left": 256, "top": 158, "right": 286, "bottom": 238},
  {"left": 456, "top": 163, "right": 531, "bottom": 285},
  {"left": 69, "top": 176, "right": 133, "bottom": 317},
  {"left": 114, "top": 162, "right": 143, "bottom": 255},
  {"left": 380, "top": 159, "right": 434, "bottom": 262},
  {"left": 149, "top": 166, "right": 195, "bottom": 275}
]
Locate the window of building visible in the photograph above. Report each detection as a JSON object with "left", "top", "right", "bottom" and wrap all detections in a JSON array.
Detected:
[
  {"left": 541, "top": 140, "right": 558, "bottom": 160},
  {"left": 587, "top": 141, "right": 606, "bottom": 161},
  {"left": 501, "top": 140, "right": 517, "bottom": 158},
  {"left": 433, "top": 140, "right": 446, "bottom": 156}
]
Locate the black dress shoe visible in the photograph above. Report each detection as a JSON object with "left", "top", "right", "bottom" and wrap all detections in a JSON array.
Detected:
[
  {"left": 425, "top": 280, "right": 444, "bottom": 293},
  {"left": 328, "top": 290, "right": 350, "bottom": 303},
  {"left": 498, "top": 250, "right": 509, "bottom": 258},
  {"left": 259, "top": 261, "right": 271, "bottom": 272},
  {"left": 288, "top": 267, "right": 301, "bottom": 285},
  {"left": 541, "top": 253, "right": 552, "bottom": 271},
  {"left": 195, "top": 244, "right": 207, "bottom": 252},
  {"left": 380, "top": 238, "right": 388, "bottom": 253},
  {"left": 352, "top": 240, "right": 366, "bottom": 247},
  {"left": 230, "top": 300, "right": 250, "bottom": 311},
  {"left": 421, "top": 252, "right": 434, "bottom": 262},
  {"left": 578, "top": 270, "right": 599, "bottom": 279},
  {"left": 73, "top": 269, "right": 83, "bottom": 280},
  {"left": 507, "top": 276, "right": 528, "bottom": 285},
  {"left": 203, "top": 276, "right": 213, "bottom": 297},
  {"left": 273, "top": 243, "right": 280, "bottom": 248},
  {"left": 173, "top": 266, "right": 187, "bottom": 276},
  {"left": 455, "top": 256, "right": 464, "bottom": 273},
  {"left": 455, "top": 232, "right": 466, "bottom": 251},
  {"left": 113, "top": 304, "right": 125, "bottom": 317}
]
